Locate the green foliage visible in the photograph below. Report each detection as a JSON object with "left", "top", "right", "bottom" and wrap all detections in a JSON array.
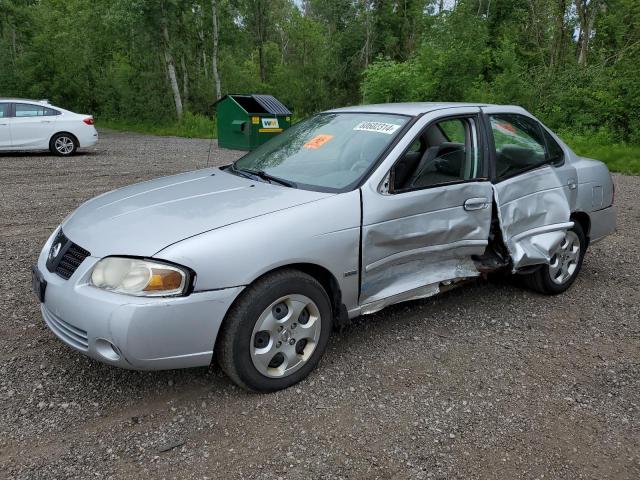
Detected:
[
  {"left": 0, "top": 0, "right": 638, "bottom": 174},
  {"left": 99, "top": 112, "right": 216, "bottom": 139},
  {"left": 560, "top": 129, "right": 640, "bottom": 175}
]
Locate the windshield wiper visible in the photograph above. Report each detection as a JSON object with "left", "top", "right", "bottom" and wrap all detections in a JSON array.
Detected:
[
  {"left": 232, "top": 165, "right": 297, "bottom": 188},
  {"left": 251, "top": 170, "right": 297, "bottom": 188}
]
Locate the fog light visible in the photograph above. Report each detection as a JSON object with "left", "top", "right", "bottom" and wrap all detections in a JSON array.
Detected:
[{"left": 95, "top": 338, "right": 121, "bottom": 361}]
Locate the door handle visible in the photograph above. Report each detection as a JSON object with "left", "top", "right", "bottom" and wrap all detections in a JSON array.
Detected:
[
  {"left": 567, "top": 178, "right": 577, "bottom": 190},
  {"left": 40, "top": 120, "right": 52, "bottom": 123},
  {"left": 464, "top": 197, "right": 490, "bottom": 211}
]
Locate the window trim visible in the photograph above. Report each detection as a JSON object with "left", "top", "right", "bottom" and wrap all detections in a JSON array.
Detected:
[
  {"left": 13, "top": 102, "right": 58, "bottom": 118},
  {"left": 486, "top": 112, "right": 563, "bottom": 183},
  {"left": 0, "top": 102, "right": 11, "bottom": 119},
  {"left": 386, "top": 113, "right": 489, "bottom": 195},
  {"left": 539, "top": 124, "right": 565, "bottom": 167}
]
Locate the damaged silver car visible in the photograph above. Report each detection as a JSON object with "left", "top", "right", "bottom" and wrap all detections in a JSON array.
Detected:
[{"left": 33, "top": 103, "right": 616, "bottom": 392}]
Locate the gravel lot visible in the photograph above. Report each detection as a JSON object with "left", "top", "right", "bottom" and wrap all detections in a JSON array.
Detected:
[{"left": 1, "top": 130, "right": 639, "bottom": 479}]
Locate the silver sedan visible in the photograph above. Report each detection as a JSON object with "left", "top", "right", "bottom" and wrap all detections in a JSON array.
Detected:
[{"left": 33, "top": 103, "right": 617, "bottom": 392}]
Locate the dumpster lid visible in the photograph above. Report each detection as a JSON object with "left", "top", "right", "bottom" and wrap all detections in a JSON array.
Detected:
[{"left": 215, "top": 94, "right": 292, "bottom": 115}]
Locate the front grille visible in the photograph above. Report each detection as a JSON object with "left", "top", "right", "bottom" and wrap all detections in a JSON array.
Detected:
[
  {"left": 55, "top": 243, "right": 91, "bottom": 279},
  {"left": 42, "top": 306, "right": 89, "bottom": 351},
  {"left": 46, "top": 231, "right": 91, "bottom": 280}
]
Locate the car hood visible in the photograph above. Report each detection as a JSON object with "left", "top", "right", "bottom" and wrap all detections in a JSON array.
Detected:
[{"left": 62, "top": 168, "right": 333, "bottom": 258}]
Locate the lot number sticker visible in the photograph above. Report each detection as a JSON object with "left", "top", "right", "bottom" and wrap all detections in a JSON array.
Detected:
[
  {"left": 261, "top": 118, "right": 279, "bottom": 129},
  {"left": 304, "top": 134, "right": 334, "bottom": 149},
  {"left": 354, "top": 121, "right": 401, "bottom": 134}
]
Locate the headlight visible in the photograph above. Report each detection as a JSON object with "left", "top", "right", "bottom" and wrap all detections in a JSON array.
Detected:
[{"left": 90, "top": 257, "right": 190, "bottom": 297}]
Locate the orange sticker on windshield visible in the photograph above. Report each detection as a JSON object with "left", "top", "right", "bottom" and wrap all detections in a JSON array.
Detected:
[{"left": 304, "top": 134, "right": 334, "bottom": 149}]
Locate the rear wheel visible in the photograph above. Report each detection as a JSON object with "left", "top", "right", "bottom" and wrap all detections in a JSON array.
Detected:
[
  {"left": 50, "top": 133, "right": 78, "bottom": 156},
  {"left": 522, "top": 223, "right": 587, "bottom": 294},
  {"left": 216, "top": 269, "right": 333, "bottom": 392}
]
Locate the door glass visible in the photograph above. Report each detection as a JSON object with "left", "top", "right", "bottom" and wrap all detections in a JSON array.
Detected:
[
  {"left": 15, "top": 104, "right": 47, "bottom": 117},
  {"left": 0, "top": 103, "right": 9, "bottom": 118},
  {"left": 392, "top": 117, "right": 480, "bottom": 191},
  {"left": 541, "top": 128, "right": 564, "bottom": 165},
  {"left": 489, "top": 114, "right": 548, "bottom": 180}
]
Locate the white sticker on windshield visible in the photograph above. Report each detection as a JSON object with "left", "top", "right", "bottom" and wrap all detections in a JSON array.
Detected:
[{"left": 353, "top": 121, "right": 401, "bottom": 135}]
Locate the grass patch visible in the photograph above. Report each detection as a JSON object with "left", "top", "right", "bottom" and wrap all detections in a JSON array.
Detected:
[
  {"left": 560, "top": 131, "right": 640, "bottom": 175},
  {"left": 98, "top": 112, "right": 215, "bottom": 139}
]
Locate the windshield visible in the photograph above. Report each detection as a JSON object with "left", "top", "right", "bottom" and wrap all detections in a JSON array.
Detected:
[{"left": 233, "top": 113, "right": 409, "bottom": 191}]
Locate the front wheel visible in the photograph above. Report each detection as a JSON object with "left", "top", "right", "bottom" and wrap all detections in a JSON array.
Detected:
[
  {"left": 523, "top": 223, "right": 587, "bottom": 295},
  {"left": 216, "top": 269, "right": 333, "bottom": 392},
  {"left": 50, "top": 133, "right": 78, "bottom": 156}
]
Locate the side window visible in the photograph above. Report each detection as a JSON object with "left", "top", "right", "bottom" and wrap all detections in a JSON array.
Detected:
[
  {"left": 15, "top": 103, "right": 46, "bottom": 117},
  {"left": 391, "top": 116, "right": 481, "bottom": 192},
  {"left": 44, "top": 107, "right": 61, "bottom": 116},
  {"left": 541, "top": 127, "right": 564, "bottom": 165},
  {"left": 490, "top": 114, "right": 550, "bottom": 181},
  {"left": 0, "top": 103, "right": 9, "bottom": 118}
]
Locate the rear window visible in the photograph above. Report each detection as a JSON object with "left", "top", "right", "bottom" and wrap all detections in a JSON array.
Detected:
[
  {"left": 0, "top": 103, "right": 8, "bottom": 118},
  {"left": 15, "top": 104, "right": 60, "bottom": 117}
]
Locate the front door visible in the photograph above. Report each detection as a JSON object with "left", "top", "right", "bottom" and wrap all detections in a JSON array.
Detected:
[
  {"left": 360, "top": 110, "right": 493, "bottom": 308},
  {"left": 483, "top": 108, "right": 577, "bottom": 269},
  {"left": 10, "top": 103, "right": 58, "bottom": 149},
  {"left": 0, "top": 103, "right": 11, "bottom": 148}
]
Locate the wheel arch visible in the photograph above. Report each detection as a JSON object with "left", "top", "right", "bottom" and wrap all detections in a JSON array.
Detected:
[
  {"left": 259, "top": 263, "right": 343, "bottom": 318},
  {"left": 571, "top": 211, "right": 591, "bottom": 242},
  {"left": 223, "top": 262, "right": 346, "bottom": 327}
]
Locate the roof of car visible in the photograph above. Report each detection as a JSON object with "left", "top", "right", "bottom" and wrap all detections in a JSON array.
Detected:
[
  {"left": 0, "top": 98, "right": 50, "bottom": 104},
  {"left": 326, "top": 102, "right": 498, "bottom": 116}
]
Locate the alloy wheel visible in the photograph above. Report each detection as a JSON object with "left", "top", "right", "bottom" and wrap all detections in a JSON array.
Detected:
[{"left": 54, "top": 136, "right": 75, "bottom": 155}]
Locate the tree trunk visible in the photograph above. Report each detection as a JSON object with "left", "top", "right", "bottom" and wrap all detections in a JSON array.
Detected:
[
  {"left": 252, "top": 0, "right": 267, "bottom": 83},
  {"left": 11, "top": 26, "right": 17, "bottom": 62},
  {"left": 575, "top": 0, "right": 600, "bottom": 66},
  {"left": 161, "top": 21, "right": 183, "bottom": 120},
  {"left": 258, "top": 45, "right": 266, "bottom": 82},
  {"left": 550, "top": 0, "right": 567, "bottom": 69},
  {"left": 211, "top": 0, "right": 222, "bottom": 99},
  {"left": 181, "top": 55, "right": 189, "bottom": 104}
]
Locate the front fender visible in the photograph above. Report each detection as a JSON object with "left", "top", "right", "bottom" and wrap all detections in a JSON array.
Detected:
[{"left": 154, "top": 190, "right": 362, "bottom": 310}]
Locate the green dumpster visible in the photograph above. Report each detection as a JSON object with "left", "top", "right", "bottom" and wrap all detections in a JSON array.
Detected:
[{"left": 215, "top": 94, "right": 292, "bottom": 150}]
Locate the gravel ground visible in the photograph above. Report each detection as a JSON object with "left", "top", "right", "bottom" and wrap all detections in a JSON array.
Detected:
[{"left": 0, "top": 130, "right": 638, "bottom": 479}]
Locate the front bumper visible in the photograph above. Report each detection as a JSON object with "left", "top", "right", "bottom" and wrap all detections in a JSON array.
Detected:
[{"left": 35, "top": 235, "right": 243, "bottom": 370}]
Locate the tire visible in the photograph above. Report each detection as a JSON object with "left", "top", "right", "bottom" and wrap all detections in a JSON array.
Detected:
[
  {"left": 522, "top": 222, "right": 587, "bottom": 295},
  {"left": 216, "top": 269, "right": 333, "bottom": 393},
  {"left": 50, "top": 133, "right": 78, "bottom": 156}
]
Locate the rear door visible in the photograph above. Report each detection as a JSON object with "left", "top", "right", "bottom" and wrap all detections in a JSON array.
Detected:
[
  {"left": 0, "top": 103, "right": 11, "bottom": 148},
  {"left": 360, "top": 108, "right": 493, "bottom": 309},
  {"left": 483, "top": 107, "right": 577, "bottom": 269},
  {"left": 10, "top": 103, "right": 59, "bottom": 149}
]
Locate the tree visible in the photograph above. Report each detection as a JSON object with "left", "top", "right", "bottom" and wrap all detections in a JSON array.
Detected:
[
  {"left": 211, "top": 0, "right": 222, "bottom": 99},
  {"left": 575, "top": 0, "right": 602, "bottom": 65}
]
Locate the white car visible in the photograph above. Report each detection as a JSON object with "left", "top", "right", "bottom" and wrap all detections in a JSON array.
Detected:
[{"left": 0, "top": 98, "right": 98, "bottom": 156}]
